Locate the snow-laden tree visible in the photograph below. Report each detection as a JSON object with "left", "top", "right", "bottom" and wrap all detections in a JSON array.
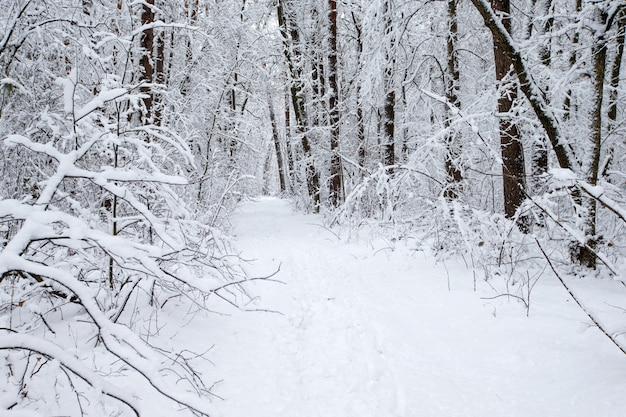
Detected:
[
  {"left": 0, "top": 1, "right": 250, "bottom": 415},
  {"left": 333, "top": 0, "right": 626, "bottom": 277},
  {"left": 467, "top": 0, "right": 626, "bottom": 271},
  {"left": 3, "top": 0, "right": 626, "bottom": 412}
]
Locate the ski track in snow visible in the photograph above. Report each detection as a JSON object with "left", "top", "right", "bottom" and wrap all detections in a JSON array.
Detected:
[{"left": 196, "top": 197, "right": 626, "bottom": 417}]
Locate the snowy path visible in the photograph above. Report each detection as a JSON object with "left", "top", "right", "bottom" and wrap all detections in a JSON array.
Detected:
[{"left": 206, "top": 197, "right": 626, "bottom": 417}]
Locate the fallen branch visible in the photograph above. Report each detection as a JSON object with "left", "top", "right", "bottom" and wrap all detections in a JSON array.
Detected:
[
  {"left": 0, "top": 332, "right": 140, "bottom": 416},
  {"left": 535, "top": 238, "right": 626, "bottom": 357}
]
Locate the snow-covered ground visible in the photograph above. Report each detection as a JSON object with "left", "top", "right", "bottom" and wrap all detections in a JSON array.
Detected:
[{"left": 156, "top": 197, "right": 626, "bottom": 417}]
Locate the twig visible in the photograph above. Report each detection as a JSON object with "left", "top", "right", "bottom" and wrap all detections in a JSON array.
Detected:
[
  {"left": 480, "top": 293, "right": 528, "bottom": 308},
  {"left": 308, "top": 223, "right": 340, "bottom": 240},
  {"left": 0, "top": 333, "right": 140, "bottom": 417},
  {"left": 212, "top": 264, "right": 285, "bottom": 293},
  {"left": 111, "top": 277, "right": 141, "bottom": 324},
  {"left": 526, "top": 194, "right": 618, "bottom": 275},
  {"left": 536, "top": 238, "right": 626, "bottom": 357}
]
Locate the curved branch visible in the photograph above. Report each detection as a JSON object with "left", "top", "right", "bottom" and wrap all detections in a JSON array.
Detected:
[
  {"left": 468, "top": 0, "right": 575, "bottom": 171},
  {"left": 0, "top": 332, "right": 140, "bottom": 417}
]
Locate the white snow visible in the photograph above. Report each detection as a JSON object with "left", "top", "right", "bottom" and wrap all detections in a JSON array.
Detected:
[
  {"left": 55, "top": 68, "right": 77, "bottom": 115},
  {"left": 549, "top": 167, "right": 577, "bottom": 182},
  {"left": 156, "top": 197, "right": 626, "bottom": 417},
  {"left": 74, "top": 87, "right": 128, "bottom": 121}
]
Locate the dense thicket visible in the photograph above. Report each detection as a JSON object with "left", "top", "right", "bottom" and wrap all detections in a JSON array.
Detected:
[
  {"left": 0, "top": 1, "right": 258, "bottom": 415},
  {"left": 1, "top": 0, "right": 625, "bottom": 415}
]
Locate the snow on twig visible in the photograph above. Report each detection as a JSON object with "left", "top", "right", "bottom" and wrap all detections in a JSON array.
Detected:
[
  {"left": 0, "top": 251, "right": 218, "bottom": 416},
  {"left": 0, "top": 332, "right": 140, "bottom": 417}
]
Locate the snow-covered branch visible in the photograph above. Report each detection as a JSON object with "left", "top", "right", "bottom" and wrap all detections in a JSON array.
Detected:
[
  {"left": 0, "top": 332, "right": 140, "bottom": 417},
  {"left": 468, "top": 0, "right": 576, "bottom": 171}
]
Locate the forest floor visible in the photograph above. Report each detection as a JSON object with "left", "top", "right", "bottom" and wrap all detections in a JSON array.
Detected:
[{"left": 145, "top": 197, "right": 626, "bottom": 417}]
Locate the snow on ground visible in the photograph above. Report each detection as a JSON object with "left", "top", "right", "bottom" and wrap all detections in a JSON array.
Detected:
[{"left": 169, "top": 197, "right": 626, "bottom": 417}]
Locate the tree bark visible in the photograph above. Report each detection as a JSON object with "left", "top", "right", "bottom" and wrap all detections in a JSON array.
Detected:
[
  {"left": 603, "top": 9, "right": 626, "bottom": 177},
  {"left": 469, "top": 0, "right": 574, "bottom": 171},
  {"left": 576, "top": 8, "right": 609, "bottom": 269},
  {"left": 563, "top": 0, "right": 582, "bottom": 121},
  {"left": 277, "top": 0, "right": 320, "bottom": 210},
  {"left": 529, "top": 0, "right": 553, "bottom": 193},
  {"left": 470, "top": 0, "right": 624, "bottom": 266},
  {"left": 139, "top": 0, "right": 154, "bottom": 125},
  {"left": 328, "top": 0, "right": 343, "bottom": 206},
  {"left": 608, "top": 9, "right": 625, "bottom": 127},
  {"left": 382, "top": 0, "right": 395, "bottom": 171},
  {"left": 490, "top": 0, "right": 528, "bottom": 231},
  {"left": 444, "top": 0, "right": 463, "bottom": 199},
  {"left": 268, "top": 94, "right": 287, "bottom": 193},
  {"left": 285, "top": 89, "right": 295, "bottom": 192},
  {"left": 153, "top": 19, "right": 166, "bottom": 126},
  {"left": 351, "top": 11, "right": 366, "bottom": 176}
]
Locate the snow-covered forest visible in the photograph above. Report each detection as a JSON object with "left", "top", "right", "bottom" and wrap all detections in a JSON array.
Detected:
[{"left": 1, "top": 0, "right": 626, "bottom": 416}]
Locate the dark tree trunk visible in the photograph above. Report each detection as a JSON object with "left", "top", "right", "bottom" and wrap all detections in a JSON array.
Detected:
[
  {"left": 470, "top": 0, "right": 621, "bottom": 267},
  {"left": 469, "top": 0, "right": 575, "bottom": 172},
  {"left": 357, "top": 97, "right": 366, "bottom": 173},
  {"left": 608, "top": 9, "right": 625, "bottom": 127},
  {"left": 277, "top": 0, "right": 320, "bottom": 210},
  {"left": 268, "top": 94, "right": 287, "bottom": 193},
  {"left": 153, "top": 27, "right": 166, "bottom": 126},
  {"left": 285, "top": 90, "right": 295, "bottom": 192},
  {"left": 383, "top": 88, "right": 395, "bottom": 169},
  {"left": 227, "top": 73, "right": 238, "bottom": 167},
  {"left": 576, "top": 10, "right": 608, "bottom": 269},
  {"left": 490, "top": 0, "right": 528, "bottom": 231},
  {"left": 328, "top": 0, "right": 343, "bottom": 206},
  {"left": 603, "top": 9, "right": 626, "bottom": 177},
  {"left": 351, "top": 11, "right": 366, "bottom": 175},
  {"left": 139, "top": 0, "right": 154, "bottom": 124},
  {"left": 382, "top": 0, "right": 395, "bottom": 171},
  {"left": 444, "top": 0, "right": 463, "bottom": 199}
]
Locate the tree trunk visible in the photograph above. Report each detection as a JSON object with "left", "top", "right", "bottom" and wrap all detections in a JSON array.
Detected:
[
  {"left": 530, "top": 0, "right": 553, "bottom": 193},
  {"left": 382, "top": 0, "right": 395, "bottom": 171},
  {"left": 563, "top": 0, "right": 582, "bottom": 121},
  {"left": 608, "top": 9, "right": 625, "bottom": 127},
  {"left": 383, "top": 88, "right": 395, "bottom": 169},
  {"left": 444, "top": 0, "right": 463, "bottom": 199},
  {"left": 469, "top": 0, "right": 575, "bottom": 172},
  {"left": 268, "top": 94, "right": 287, "bottom": 193},
  {"left": 328, "top": 0, "right": 343, "bottom": 206},
  {"left": 470, "top": 0, "right": 621, "bottom": 266},
  {"left": 351, "top": 11, "right": 366, "bottom": 176},
  {"left": 576, "top": 9, "right": 608, "bottom": 269},
  {"left": 227, "top": 74, "right": 238, "bottom": 167},
  {"left": 139, "top": 0, "right": 154, "bottom": 125},
  {"left": 153, "top": 25, "right": 166, "bottom": 126},
  {"left": 180, "top": 0, "right": 199, "bottom": 96},
  {"left": 491, "top": 0, "right": 528, "bottom": 231},
  {"left": 285, "top": 89, "right": 295, "bottom": 192},
  {"left": 277, "top": 0, "right": 320, "bottom": 210},
  {"left": 604, "top": 9, "right": 625, "bottom": 177}
]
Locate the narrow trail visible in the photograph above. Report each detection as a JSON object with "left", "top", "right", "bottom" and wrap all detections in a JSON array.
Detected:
[{"left": 206, "top": 197, "right": 626, "bottom": 417}]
